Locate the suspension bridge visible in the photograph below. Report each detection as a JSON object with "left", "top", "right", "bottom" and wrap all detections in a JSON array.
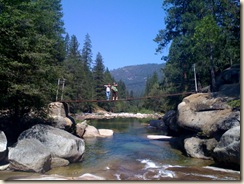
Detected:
[
  {"left": 58, "top": 91, "right": 195, "bottom": 103},
  {"left": 55, "top": 78, "right": 196, "bottom": 103}
]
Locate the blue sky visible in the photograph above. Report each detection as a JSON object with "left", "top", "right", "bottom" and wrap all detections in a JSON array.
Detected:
[{"left": 61, "top": 0, "right": 168, "bottom": 70}]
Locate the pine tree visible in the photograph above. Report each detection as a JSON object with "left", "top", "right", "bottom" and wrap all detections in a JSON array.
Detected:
[
  {"left": 93, "top": 52, "right": 105, "bottom": 101},
  {"left": 104, "top": 68, "right": 114, "bottom": 84},
  {"left": 63, "top": 35, "right": 83, "bottom": 102},
  {"left": 154, "top": 0, "right": 240, "bottom": 109},
  {"left": 0, "top": 0, "right": 65, "bottom": 120},
  {"left": 144, "top": 72, "right": 159, "bottom": 96},
  {"left": 81, "top": 34, "right": 93, "bottom": 102}
]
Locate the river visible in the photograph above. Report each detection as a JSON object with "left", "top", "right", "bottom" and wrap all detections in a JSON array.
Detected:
[
  {"left": 47, "top": 118, "right": 240, "bottom": 180},
  {"left": 2, "top": 118, "right": 241, "bottom": 180}
]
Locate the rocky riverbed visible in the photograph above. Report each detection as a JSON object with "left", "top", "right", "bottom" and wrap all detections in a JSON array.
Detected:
[{"left": 75, "top": 112, "right": 162, "bottom": 120}]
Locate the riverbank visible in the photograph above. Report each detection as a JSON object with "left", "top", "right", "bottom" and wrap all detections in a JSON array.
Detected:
[{"left": 75, "top": 112, "right": 162, "bottom": 121}]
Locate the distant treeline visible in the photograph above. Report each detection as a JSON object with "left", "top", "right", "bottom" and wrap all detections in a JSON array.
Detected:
[{"left": 0, "top": 0, "right": 240, "bottom": 121}]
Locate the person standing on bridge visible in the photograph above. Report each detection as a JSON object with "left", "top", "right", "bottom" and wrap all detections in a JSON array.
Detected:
[
  {"left": 104, "top": 83, "right": 111, "bottom": 100},
  {"left": 111, "top": 82, "right": 118, "bottom": 100}
]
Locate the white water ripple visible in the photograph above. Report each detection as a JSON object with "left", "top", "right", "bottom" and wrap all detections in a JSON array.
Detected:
[{"left": 137, "top": 159, "right": 176, "bottom": 179}]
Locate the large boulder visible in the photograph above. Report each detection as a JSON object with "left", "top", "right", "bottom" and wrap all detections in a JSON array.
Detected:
[
  {"left": 48, "top": 102, "right": 67, "bottom": 117},
  {"left": 83, "top": 125, "right": 101, "bottom": 138},
  {"left": 163, "top": 110, "right": 182, "bottom": 135},
  {"left": 76, "top": 120, "right": 88, "bottom": 138},
  {"left": 0, "top": 131, "right": 7, "bottom": 162},
  {"left": 210, "top": 110, "right": 240, "bottom": 139},
  {"left": 213, "top": 126, "right": 240, "bottom": 169},
  {"left": 82, "top": 124, "right": 114, "bottom": 138},
  {"left": 184, "top": 137, "right": 218, "bottom": 160},
  {"left": 8, "top": 139, "right": 51, "bottom": 173},
  {"left": 18, "top": 124, "right": 85, "bottom": 163},
  {"left": 177, "top": 93, "right": 234, "bottom": 137},
  {"left": 176, "top": 92, "right": 240, "bottom": 170},
  {"left": 48, "top": 102, "right": 76, "bottom": 134},
  {"left": 216, "top": 65, "right": 240, "bottom": 91},
  {"left": 149, "top": 119, "right": 168, "bottom": 134}
]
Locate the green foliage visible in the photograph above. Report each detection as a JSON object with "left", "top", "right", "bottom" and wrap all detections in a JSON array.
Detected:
[
  {"left": 144, "top": 71, "right": 159, "bottom": 96},
  {"left": 193, "top": 15, "right": 220, "bottom": 48},
  {"left": 1, "top": 0, "right": 239, "bottom": 119},
  {"left": 153, "top": 0, "right": 240, "bottom": 109},
  {"left": 0, "top": 0, "right": 65, "bottom": 119},
  {"left": 93, "top": 52, "right": 105, "bottom": 101},
  {"left": 227, "top": 99, "right": 240, "bottom": 109},
  {"left": 137, "top": 108, "right": 155, "bottom": 114}
]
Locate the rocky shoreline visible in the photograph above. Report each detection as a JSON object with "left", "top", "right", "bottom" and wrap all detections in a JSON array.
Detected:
[
  {"left": 75, "top": 112, "right": 161, "bottom": 121},
  {"left": 148, "top": 91, "right": 240, "bottom": 171}
]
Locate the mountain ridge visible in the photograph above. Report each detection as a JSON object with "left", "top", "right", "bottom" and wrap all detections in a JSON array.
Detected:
[{"left": 110, "top": 63, "right": 165, "bottom": 96}]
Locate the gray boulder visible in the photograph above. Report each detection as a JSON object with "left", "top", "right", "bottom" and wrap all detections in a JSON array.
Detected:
[
  {"left": 213, "top": 126, "right": 240, "bottom": 168},
  {"left": 48, "top": 102, "right": 76, "bottom": 134},
  {"left": 149, "top": 120, "right": 169, "bottom": 135},
  {"left": 216, "top": 65, "right": 240, "bottom": 91},
  {"left": 210, "top": 111, "right": 240, "bottom": 139},
  {"left": 81, "top": 123, "right": 114, "bottom": 138},
  {"left": 184, "top": 137, "right": 218, "bottom": 160},
  {"left": 18, "top": 124, "right": 85, "bottom": 163},
  {"left": 8, "top": 139, "right": 51, "bottom": 173},
  {"left": 177, "top": 93, "right": 233, "bottom": 136},
  {"left": 76, "top": 120, "right": 88, "bottom": 138},
  {"left": 0, "top": 131, "right": 7, "bottom": 162},
  {"left": 48, "top": 102, "right": 67, "bottom": 117},
  {"left": 51, "top": 157, "right": 70, "bottom": 168},
  {"left": 83, "top": 125, "right": 101, "bottom": 138},
  {"left": 163, "top": 110, "right": 182, "bottom": 134},
  {"left": 176, "top": 92, "right": 240, "bottom": 170}
]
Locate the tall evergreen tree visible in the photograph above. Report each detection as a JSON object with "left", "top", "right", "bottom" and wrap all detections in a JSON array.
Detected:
[
  {"left": 104, "top": 67, "right": 114, "bottom": 84},
  {"left": 154, "top": 0, "right": 240, "bottom": 110},
  {"left": 93, "top": 52, "right": 105, "bottom": 101},
  {"left": 117, "top": 80, "right": 127, "bottom": 99},
  {"left": 144, "top": 72, "right": 159, "bottom": 96},
  {"left": 81, "top": 33, "right": 93, "bottom": 101},
  {"left": 63, "top": 35, "right": 83, "bottom": 102},
  {"left": 81, "top": 33, "right": 93, "bottom": 70},
  {"left": 0, "top": 0, "right": 65, "bottom": 120},
  {"left": 193, "top": 15, "right": 221, "bottom": 91},
  {"left": 64, "top": 33, "right": 70, "bottom": 57}
]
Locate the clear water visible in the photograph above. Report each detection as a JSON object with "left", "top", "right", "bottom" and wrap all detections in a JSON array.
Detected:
[{"left": 45, "top": 118, "right": 240, "bottom": 180}]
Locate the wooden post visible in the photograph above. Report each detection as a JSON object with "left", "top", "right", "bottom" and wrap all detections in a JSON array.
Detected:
[
  {"left": 61, "top": 78, "right": 66, "bottom": 101},
  {"left": 193, "top": 64, "right": 198, "bottom": 92},
  {"left": 56, "top": 78, "right": 60, "bottom": 101}
]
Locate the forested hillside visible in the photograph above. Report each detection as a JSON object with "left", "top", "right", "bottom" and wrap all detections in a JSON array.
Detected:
[
  {"left": 110, "top": 63, "right": 165, "bottom": 96},
  {"left": 148, "top": 0, "right": 240, "bottom": 111},
  {"left": 0, "top": 0, "right": 240, "bottom": 121}
]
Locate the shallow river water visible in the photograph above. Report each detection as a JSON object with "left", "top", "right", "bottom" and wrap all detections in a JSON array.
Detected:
[
  {"left": 2, "top": 118, "right": 241, "bottom": 181},
  {"left": 47, "top": 118, "right": 240, "bottom": 181}
]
